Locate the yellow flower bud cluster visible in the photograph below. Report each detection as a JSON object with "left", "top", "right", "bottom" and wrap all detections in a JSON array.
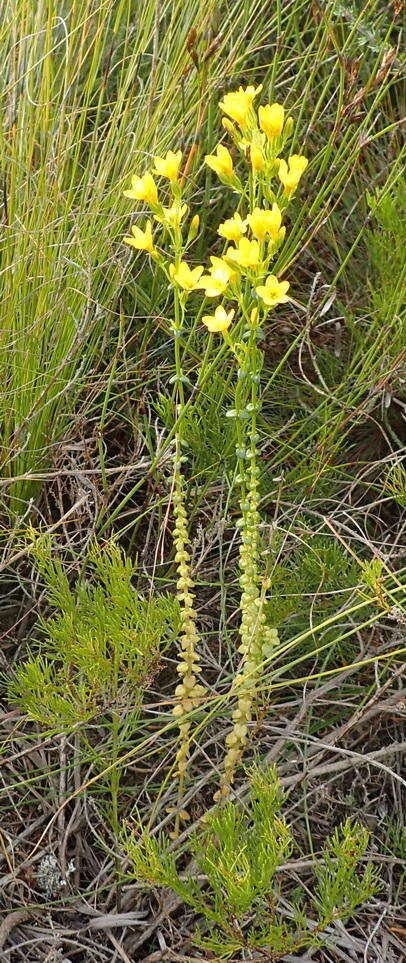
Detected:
[{"left": 172, "top": 471, "right": 205, "bottom": 788}]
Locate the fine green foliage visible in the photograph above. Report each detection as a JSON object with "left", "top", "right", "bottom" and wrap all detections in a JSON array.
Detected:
[
  {"left": 9, "top": 535, "right": 180, "bottom": 729},
  {"left": 125, "top": 765, "right": 381, "bottom": 960},
  {"left": 8, "top": 535, "right": 180, "bottom": 844},
  {"left": 383, "top": 461, "right": 406, "bottom": 508}
]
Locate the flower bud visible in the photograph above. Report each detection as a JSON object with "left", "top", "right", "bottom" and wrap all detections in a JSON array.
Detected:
[
  {"left": 250, "top": 145, "right": 265, "bottom": 172},
  {"left": 222, "top": 117, "right": 237, "bottom": 136},
  {"left": 187, "top": 214, "right": 200, "bottom": 243},
  {"left": 284, "top": 116, "right": 294, "bottom": 137}
]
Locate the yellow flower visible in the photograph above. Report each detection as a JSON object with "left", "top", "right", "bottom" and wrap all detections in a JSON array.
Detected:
[
  {"left": 205, "top": 144, "right": 234, "bottom": 178},
  {"left": 219, "top": 85, "right": 262, "bottom": 129},
  {"left": 153, "top": 150, "right": 182, "bottom": 181},
  {"left": 250, "top": 145, "right": 265, "bottom": 172},
  {"left": 248, "top": 204, "right": 284, "bottom": 242},
  {"left": 123, "top": 172, "right": 158, "bottom": 204},
  {"left": 155, "top": 201, "right": 188, "bottom": 226},
  {"left": 255, "top": 274, "right": 290, "bottom": 307},
  {"left": 218, "top": 212, "right": 247, "bottom": 243},
  {"left": 210, "top": 256, "right": 237, "bottom": 283},
  {"left": 123, "top": 219, "right": 154, "bottom": 253},
  {"left": 169, "top": 261, "right": 204, "bottom": 291},
  {"left": 278, "top": 155, "right": 308, "bottom": 195},
  {"left": 226, "top": 237, "right": 260, "bottom": 269},
  {"left": 197, "top": 274, "right": 227, "bottom": 297},
  {"left": 202, "top": 305, "right": 234, "bottom": 333},
  {"left": 197, "top": 257, "right": 237, "bottom": 297},
  {"left": 258, "top": 103, "right": 285, "bottom": 139}
]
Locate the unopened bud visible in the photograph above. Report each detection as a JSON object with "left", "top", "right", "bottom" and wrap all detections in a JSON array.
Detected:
[
  {"left": 222, "top": 117, "right": 237, "bottom": 136},
  {"left": 250, "top": 145, "right": 265, "bottom": 172},
  {"left": 284, "top": 116, "right": 294, "bottom": 137},
  {"left": 187, "top": 213, "right": 200, "bottom": 242}
]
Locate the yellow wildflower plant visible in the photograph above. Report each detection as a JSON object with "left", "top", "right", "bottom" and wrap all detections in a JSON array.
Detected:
[
  {"left": 153, "top": 149, "right": 183, "bottom": 182},
  {"left": 248, "top": 204, "right": 284, "bottom": 243},
  {"left": 194, "top": 84, "right": 311, "bottom": 799},
  {"left": 123, "top": 83, "right": 310, "bottom": 810},
  {"left": 202, "top": 306, "right": 234, "bottom": 333},
  {"left": 219, "top": 84, "right": 262, "bottom": 129},
  {"left": 205, "top": 144, "right": 234, "bottom": 179},
  {"left": 255, "top": 274, "right": 290, "bottom": 307},
  {"left": 258, "top": 102, "right": 285, "bottom": 139},
  {"left": 123, "top": 172, "right": 158, "bottom": 205},
  {"left": 169, "top": 261, "right": 204, "bottom": 292},
  {"left": 123, "top": 147, "right": 209, "bottom": 836},
  {"left": 278, "top": 155, "right": 308, "bottom": 195},
  {"left": 218, "top": 212, "right": 247, "bottom": 243},
  {"left": 123, "top": 219, "right": 154, "bottom": 253}
]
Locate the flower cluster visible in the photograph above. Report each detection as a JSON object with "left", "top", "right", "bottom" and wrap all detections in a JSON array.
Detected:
[
  {"left": 123, "top": 150, "right": 197, "bottom": 264},
  {"left": 197, "top": 87, "right": 308, "bottom": 337}
]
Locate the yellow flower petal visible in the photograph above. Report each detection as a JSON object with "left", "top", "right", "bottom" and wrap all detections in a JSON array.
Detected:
[
  {"left": 170, "top": 261, "right": 204, "bottom": 291},
  {"left": 153, "top": 150, "right": 182, "bottom": 181},
  {"left": 123, "top": 219, "right": 154, "bottom": 253},
  {"left": 278, "top": 155, "right": 308, "bottom": 195},
  {"left": 209, "top": 256, "right": 237, "bottom": 283},
  {"left": 250, "top": 145, "right": 265, "bottom": 172},
  {"left": 197, "top": 274, "right": 228, "bottom": 297},
  {"left": 248, "top": 204, "right": 283, "bottom": 242},
  {"left": 219, "top": 85, "right": 262, "bottom": 129},
  {"left": 226, "top": 237, "right": 260, "bottom": 268},
  {"left": 155, "top": 202, "right": 188, "bottom": 226},
  {"left": 196, "top": 257, "right": 237, "bottom": 297}
]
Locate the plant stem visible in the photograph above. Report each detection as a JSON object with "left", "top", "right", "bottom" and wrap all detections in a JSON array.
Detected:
[{"left": 171, "top": 286, "right": 204, "bottom": 833}]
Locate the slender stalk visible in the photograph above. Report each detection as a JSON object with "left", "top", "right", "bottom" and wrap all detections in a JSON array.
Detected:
[{"left": 171, "top": 286, "right": 204, "bottom": 834}]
